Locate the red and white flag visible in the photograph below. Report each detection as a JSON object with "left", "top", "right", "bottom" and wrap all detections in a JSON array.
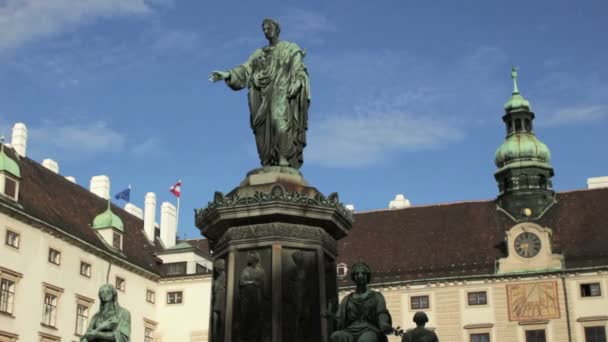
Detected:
[{"left": 169, "top": 180, "right": 182, "bottom": 198}]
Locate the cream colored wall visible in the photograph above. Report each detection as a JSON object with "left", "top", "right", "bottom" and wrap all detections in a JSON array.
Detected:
[
  {"left": 157, "top": 251, "right": 212, "bottom": 274},
  {"left": 0, "top": 213, "right": 157, "bottom": 342},
  {"left": 345, "top": 272, "right": 608, "bottom": 342},
  {"left": 155, "top": 276, "right": 212, "bottom": 342}
]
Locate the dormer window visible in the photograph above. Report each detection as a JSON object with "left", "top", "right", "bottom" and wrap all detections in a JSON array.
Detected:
[
  {"left": 0, "top": 143, "right": 21, "bottom": 201},
  {"left": 112, "top": 232, "right": 122, "bottom": 250}
]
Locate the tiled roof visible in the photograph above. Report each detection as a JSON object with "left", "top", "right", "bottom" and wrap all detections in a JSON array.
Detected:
[
  {"left": 337, "top": 187, "right": 608, "bottom": 286},
  {"left": 5, "top": 146, "right": 163, "bottom": 275}
]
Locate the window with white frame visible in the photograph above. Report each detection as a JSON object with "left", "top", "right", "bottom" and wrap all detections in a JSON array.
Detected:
[
  {"left": 42, "top": 292, "right": 58, "bottom": 327},
  {"left": 48, "top": 248, "right": 61, "bottom": 265},
  {"left": 75, "top": 304, "right": 89, "bottom": 336},
  {"left": 115, "top": 277, "right": 125, "bottom": 292},
  {"left": 146, "top": 290, "right": 155, "bottom": 304},
  {"left": 112, "top": 232, "right": 122, "bottom": 249},
  {"left": 584, "top": 326, "right": 606, "bottom": 342},
  {"left": 145, "top": 327, "right": 154, "bottom": 342},
  {"left": 581, "top": 283, "right": 602, "bottom": 297},
  {"left": 167, "top": 291, "right": 183, "bottom": 304},
  {"left": 0, "top": 278, "right": 15, "bottom": 314},
  {"left": 80, "top": 262, "right": 91, "bottom": 278},
  {"left": 5, "top": 230, "right": 19, "bottom": 249},
  {"left": 337, "top": 263, "right": 348, "bottom": 278},
  {"left": 410, "top": 295, "right": 430, "bottom": 310},
  {"left": 468, "top": 291, "right": 488, "bottom": 306},
  {"left": 525, "top": 329, "right": 546, "bottom": 342},
  {"left": 471, "top": 333, "right": 490, "bottom": 342}
]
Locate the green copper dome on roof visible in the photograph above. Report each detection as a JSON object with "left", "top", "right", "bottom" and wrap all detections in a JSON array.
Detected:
[
  {"left": 504, "top": 67, "right": 531, "bottom": 112},
  {"left": 0, "top": 140, "right": 20, "bottom": 178},
  {"left": 92, "top": 200, "right": 124, "bottom": 231},
  {"left": 494, "top": 133, "right": 551, "bottom": 169}
]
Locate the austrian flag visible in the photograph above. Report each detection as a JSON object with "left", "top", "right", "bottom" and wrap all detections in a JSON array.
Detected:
[{"left": 169, "top": 181, "right": 182, "bottom": 198}]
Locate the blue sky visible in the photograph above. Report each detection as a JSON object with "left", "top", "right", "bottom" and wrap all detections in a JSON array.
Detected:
[{"left": 1, "top": 0, "right": 607, "bottom": 239}]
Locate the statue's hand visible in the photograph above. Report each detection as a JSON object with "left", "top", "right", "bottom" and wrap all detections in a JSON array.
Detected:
[{"left": 209, "top": 71, "right": 230, "bottom": 83}]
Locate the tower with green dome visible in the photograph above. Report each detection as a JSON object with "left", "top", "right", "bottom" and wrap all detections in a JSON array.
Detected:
[{"left": 494, "top": 67, "right": 556, "bottom": 221}]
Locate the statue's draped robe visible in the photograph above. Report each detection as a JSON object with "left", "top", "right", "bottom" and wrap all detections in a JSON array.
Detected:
[
  {"left": 331, "top": 290, "right": 391, "bottom": 342},
  {"left": 81, "top": 306, "right": 130, "bottom": 342},
  {"left": 227, "top": 40, "right": 310, "bottom": 168},
  {"left": 402, "top": 327, "right": 439, "bottom": 342}
]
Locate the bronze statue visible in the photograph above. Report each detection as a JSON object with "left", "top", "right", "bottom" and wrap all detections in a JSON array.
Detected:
[
  {"left": 209, "top": 18, "right": 310, "bottom": 169},
  {"left": 212, "top": 259, "right": 227, "bottom": 342},
  {"left": 286, "top": 250, "right": 309, "bottom": 341},
  {"left": 81, "top": 284, "right": 130, "bottom": 342},
  {"left": 401, "top": 312, "right": 439, "bottom": 342},
  {"left": 324, "top": 262, "right": 392, "bottom": 342},
  {"left": 238, "top": 251, "right": 266, "bottom": 342}
]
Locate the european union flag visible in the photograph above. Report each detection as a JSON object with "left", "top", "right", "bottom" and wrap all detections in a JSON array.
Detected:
[{"left": 114, "top": 187, "right": 130, "bottom": 202}]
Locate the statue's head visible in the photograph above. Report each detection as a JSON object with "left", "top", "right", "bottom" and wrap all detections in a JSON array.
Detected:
[
  {"left": 214, "top": 259, "right": 226, "bottom": 273},
  {"left": 350, "top": 262, "right": 372, "bottom": 285},
  {"left": 98, "top": 283, "right": 117, "bottom": 304},
  {"left": 246, "top": 251, "right": 261, "bottom": 266},
  {"left": 413, "top": 311, "right": 429, "bottom": 326},
  {"left": 262, "top": 18, "right": 281, "bottom": 40}
]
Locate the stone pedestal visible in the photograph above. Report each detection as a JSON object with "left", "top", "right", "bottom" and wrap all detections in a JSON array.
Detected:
[{"left": 196, "top": 167, "right": 352, "bottom": 342}]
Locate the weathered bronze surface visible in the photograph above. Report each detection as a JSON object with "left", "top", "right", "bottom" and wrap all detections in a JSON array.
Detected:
[
  {"left": 80, "top": 284, "right": 130, "bottom": 342},
  {"left": 209, "top": 18, "right": 310, "bottom": 169},
  {"left": 325, "top": 263, "right": 393, "bottom": 342},
  {"left": 401, "top": 312, "right": 439, "bottom": 342}
]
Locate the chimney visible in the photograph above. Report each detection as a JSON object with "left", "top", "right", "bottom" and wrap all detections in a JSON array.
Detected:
[
  {"left": 11, "top": 123, "right": 27, "bottom": 157},
  {"left": 42, "top": 159, "right": 59, "bottom": 174},
  {"left": 160, "top": 201, "right": 177, "bottom": 248},
  {"left": 124, "top": 203, "right": 143, "bottom": 220},
  {"left": 89, "top": 175, "right": 110, "bottom": 199},
  {"left": 143, "top": 192, "right": 157, "bottom": 241},
  {"left": 388, "top": 194, "right": 411, "bottom": 209},
  {"left": 65, "top": 176, "right": 76, "bottom": 183},
  {"left": 345, "top": 204, "right": 355, "bottom": 212},
  {"left": 588, "top": 176, "right": 608, "bottom": 189}
]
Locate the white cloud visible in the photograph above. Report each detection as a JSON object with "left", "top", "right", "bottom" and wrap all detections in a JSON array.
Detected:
[
  {"left": 28, "top": 120, "right": 126, "bottom": 158},
  {"left": 278, "top": 8, "right": 337, "bottom": 44},
  {"left": 0, "top": 0, "right": 163, "bottom": 51},
  {"left": 307, "top": 93, "right": 465, "bottom": 167},
  {"left": 131, "top": 137, "right": 161, "bottom": 157},
  {"left": 542, "top": 105, "right": 608, "bottom": 126}
]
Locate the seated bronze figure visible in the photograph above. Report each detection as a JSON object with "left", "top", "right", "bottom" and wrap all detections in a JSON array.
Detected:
[
  {"left": 81, "top": 284, "right": 130, "bottom": 342},
  {"left": 324, "top": 262, "right": 392, "bottom": 342}
]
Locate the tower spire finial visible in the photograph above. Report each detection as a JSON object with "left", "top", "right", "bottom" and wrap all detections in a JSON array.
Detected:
[{"left": 511, "top": 66, "right": 520, "bottom": 94}]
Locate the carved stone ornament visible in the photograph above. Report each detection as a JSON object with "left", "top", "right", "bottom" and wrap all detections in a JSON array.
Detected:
[
  {"left": 215, "top": 222, "right": 337, "bottom": 254},
  {"left": 195, "top": 184, "right": 353, "bottom": 223}
]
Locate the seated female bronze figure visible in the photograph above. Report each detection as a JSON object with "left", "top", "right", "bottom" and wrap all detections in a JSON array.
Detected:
[{"left": 324, "top": 262, "right": 393, "bottom": 342}]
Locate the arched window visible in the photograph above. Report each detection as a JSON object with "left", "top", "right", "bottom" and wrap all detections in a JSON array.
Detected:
[
  {"left": 524, "top": 119, "right": 531, "bottom": 132},
  {"left": 515, "top": 119, "right": 522, "bottom": 132},
  {"left": 539, "top": 175, "right": 547, "bottom": 189},
  {"left": 508, "top": 121, "right": 514, "bottom": 134},
  {"left": 336, "top": 263, "right": 348, "bottom": 278}
]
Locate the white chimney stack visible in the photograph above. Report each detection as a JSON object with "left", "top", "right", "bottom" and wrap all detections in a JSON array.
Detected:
[
  {"left": 11, "top": 123, "right": 27, "bottom": 157},
  {"left": 588, "top": 176, "right": 608, "bottom": 189},
  {"left": 160, "top": 201, "right": 177, "bottom": 248},
  {"left": 345, "top": 204, "right": 355, "bottom": 212},
  {"left": 124, "top": 203, "right": 143, "bottom": 220},
  {"left": 89, "top": 175, "right": 110, "bottom": 199},
  {"left": 65, "top": 176, "right": 76, "bottom": 183},
  {"left": 42, "top": 159, "right": 59, "bottom": 174},
  {"left": 389, "top": 194, "right": 411, "bottom": 209},
  {"left": 143, "top": 192, "right": 157, "bottom": 241}
]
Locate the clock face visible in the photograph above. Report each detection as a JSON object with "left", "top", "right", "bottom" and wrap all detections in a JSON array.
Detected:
[{"left": 514, "top": 232, "right": 541, "bottom": 258}]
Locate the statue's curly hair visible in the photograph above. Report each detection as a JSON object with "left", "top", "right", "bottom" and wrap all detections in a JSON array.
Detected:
[
  {"left": 350, "top": 262, "right": 372, "bottom": 283},
  {"left": 262, "top": 18, "right": 281, "bottom": 36}
]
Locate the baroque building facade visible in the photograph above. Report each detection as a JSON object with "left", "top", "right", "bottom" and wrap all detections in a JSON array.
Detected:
[{"left": 0, "top": 70, "right": 607, "bottom": 342}]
